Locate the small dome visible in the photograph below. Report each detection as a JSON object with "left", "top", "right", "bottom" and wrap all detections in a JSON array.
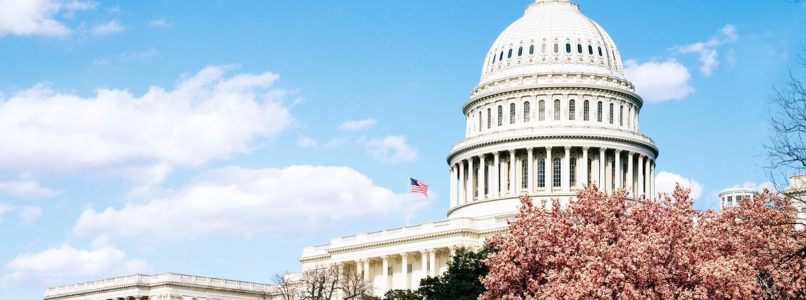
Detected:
[{"left": 480, "top": 0, "right": 624, "bottom": 85}]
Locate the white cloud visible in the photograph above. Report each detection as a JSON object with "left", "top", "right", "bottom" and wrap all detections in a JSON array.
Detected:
[
  {"left": 674, "top": 24, "right": 739, "bottom": 76},
  {"left": 18, "top": 206, "right": 42, "bottom": 224},
  {"left": 0, "top": 66, "right": 292, "bottom": 184},
  {"left": 0, "top": 0, "right": 95, "bottom": 37},
  {"left": 720, "top": 181, "right": 775, "bottom": 193},
  {"left": 74, "top": 166, "right": 425, "bottom": 241},
  {"left": 365, "top": 135, "right": 418, "bottom": 164},
  {"left": 0, "top": 177, "right": 56, "bottom": 198},
  {"left": 0, "top": 203, "right": 11, "bottom": 218},
  {"left": 339, "top": 119, "right": 377, "bottom": 131},
  {"left": 4, "top": 243, "right": 146, "bottom": 285},
  {"left": 90, "top": 20, "right": 123, "bottom": 36},
  {"left": 624, "top": 59, "right": 694, "bottom": 102},
  {"left": 655, "top": 171, "right": 703, "bottom": 200},
  {"left": 148, "top": 19, "right": 173, "bottom": 29},
  {"left": 297, "top": 135, "right": 318, "bottom": 148}
]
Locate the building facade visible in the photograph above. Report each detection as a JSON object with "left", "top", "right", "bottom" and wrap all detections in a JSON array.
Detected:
[
  {"left": 719, "top": 189, "right": 759, "bottom": 210},
  {"left": 300, "top": 0, "right": 658, "bottom": 297}
]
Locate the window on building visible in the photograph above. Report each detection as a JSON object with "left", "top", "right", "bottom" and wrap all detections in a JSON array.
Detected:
[
  {"left": 542, "top": 43, "right": 546, "bottom": 53},
  {"left": 553, "top": 158, "right": 561, "bottom": 187},
  {"left": 478, "top": 111, "right": 482, "bottom": 131},
  {"left": 538, "top": 159, "right": 545, "bottom": 188},
  {"left": 554, "top": 43, "right": 559, "bottom": 53},
  {"left": 518, "top": 47, "right": 523, "bottom": 56},
  {"left": 497, "top": 105, "right": 503, "bottom": 126},
  {"left": 619, "top": 105, "right": 624, "bottom": 126},
  {"left": 566, "top": 43, "right": 572, "bottom": 53},
  {"left": 570, "top": 157, "right": 577, "bottom": 186},
  {"left": 487, "top": 108, "right": 492, "bottom": 129},
  {"left": 510, "top": 103, "right": 516, "bottom": 124},
  {"left": 407, "top": 264, "right": 412, "bottom": 273},
  {"left": 577, "top": 44, "right": 583, "bottom": 53},
  {"left": 499, "top": 51, "right": 503, "bottom": 61},
  {"left": 529, "top": 45, "right": 534, "bottom": 55},
  {"left": 521, "top": 159, "right": 528, "bottom": 189},
  {"left": 569, "top": 100, "right": 576, "bottom": 121},
  {"left": 609, "top": 103, "right": 614, "bottom": 124},
  {"left": 728, "top": 196, "right": 733, "bottom": 206},
  {"left": 539, "top": 100, "right": 545, "bottom": 121},
  {"left": 598, "top": 47, "right": 603, "bottom": 56},
  {"left": 584, "top": 100, "right": 590, "bottom": 121},
  {"left": 388, "top": 267, "right": 394, "bottom": 276},
  {"left": 524, "top": 101, "right": 531, "bottom": 122},
  {"left": 508, "top": 49, "right": 513, "bottom": 58},
  {"left": 597, "top": 101, "right": 603, "bottom": 122},
  {"left": 554, "top": 99, "right": 561, "bottom": 121},
  {"left": 588, "top": 45, "right": 593, "bottom": 55}
]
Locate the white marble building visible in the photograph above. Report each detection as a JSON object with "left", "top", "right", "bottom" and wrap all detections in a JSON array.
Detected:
[
  {"left": 43, "top": 1, "right": 660, "bottom": 299},
  {"left": 719, "top": 189, "right": 759, "bottom": 210},
  {"left": 300, "top": 0, "right": 658, "bottom": 296}
]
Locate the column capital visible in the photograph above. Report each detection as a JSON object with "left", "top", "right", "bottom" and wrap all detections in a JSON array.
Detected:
[
  {"left": 381, "top": 255, "right": 389, "bottom": 262},
  {"left": 582, "top": 146, "right": 590, "bottom": 150},
  {"left": 615, "top": 149, "right": 622, "bottom": 154},
  {"left": 399, "top": 252, "right": 408, "bottom": 258},
  {"left": 564, "top": 146, "right": 571, "bottom": 151}
]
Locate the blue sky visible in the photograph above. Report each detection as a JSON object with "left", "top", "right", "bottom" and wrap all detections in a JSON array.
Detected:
[{"left": 0, "top": 0, "right": 804, "bottom": 298}]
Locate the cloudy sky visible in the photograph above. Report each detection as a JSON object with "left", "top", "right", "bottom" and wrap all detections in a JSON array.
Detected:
[{"left": 0, "top": 0, "right": 804, "bottom": 298}]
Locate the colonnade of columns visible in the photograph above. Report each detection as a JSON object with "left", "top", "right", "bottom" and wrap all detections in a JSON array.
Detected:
[
  {"left": 340, "top": 246, "right": 461, "bottom": 295},
  {"left": 449, "top": 146, "right": 656, "bottom": 207}
]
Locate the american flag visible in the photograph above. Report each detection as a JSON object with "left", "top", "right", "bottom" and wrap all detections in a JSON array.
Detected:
[{"left": 410, "top": 178, "right": 429, "bottom": 196}]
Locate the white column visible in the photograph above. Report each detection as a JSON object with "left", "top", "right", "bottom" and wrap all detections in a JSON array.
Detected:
[
  {"left": 478, "top": 155, "right": 486, "bottom": 200},
  {"left": 581, "top": 147, "right": 589, "bottom": 187},
  {"left": 546, "top": 147, "right": 553, "bottom": 192},
  {"left": 400, "top": 253, "right": 409, "bottom": 290},
  {"left": 509, "top": 150, "right": 516, "bottom": 195},
  {"left": 615, "top": 150, "right": 622, "bottom": 189},
  {"left": 467, "top": 158, "right": 474, "bottom": 202},
  {"left": 562, "top": 147, "right": 570, "bottom": 192},
  {"left": 644, "top": 156, "right": 651, "bottom": 198},
  {"left": 363, "top": 260, "right": 370, "bottom": 281},
  {"left": 638, "top": 155, "right": 645, "bottom": 197},
  {"left": 420, "top": 250, "right": 428, "bottom": 279},
  {"left": 626, "top": 152, "right": 634, "bottom": 197},
  {"left": 650, "top": 160, "right": 655, "bottom": 199},
  {"left": 598, "top": 148, "right": 606, "bottom": 190},
  {"left": 428, "top": 250, "right": 437, "bottom": 277},
  {"left": 493, "top": 152, "right": 500, "bottom": 198},
  {"left": 458, "top": 161, "right": 465, "bottom": 205},
  {"left": 355, "top": 260, "right": 363, "bottom": 280},
  {"left": 450, "top": 166, "right": 457, "bottom": 208},
  {"left": 527, "top": 148, "right": 534, "bottom": 194},
  {"left": 382, "top": 256, "right": 389, "bottom": 293},
  {"left": 337, "top": 263, "right": 345, "bottom": 299}
]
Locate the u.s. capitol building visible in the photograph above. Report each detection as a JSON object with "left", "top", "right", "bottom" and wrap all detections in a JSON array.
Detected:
[{"left": 43, "top": 0, "right": 659, "bottom": 299}]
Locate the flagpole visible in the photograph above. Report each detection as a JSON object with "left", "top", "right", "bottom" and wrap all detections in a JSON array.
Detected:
[{"left": 406, "top": 178, "right": 410, "bottom": 227}]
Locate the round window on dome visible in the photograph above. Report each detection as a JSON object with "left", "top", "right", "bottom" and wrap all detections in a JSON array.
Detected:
[
  {"left": 565, "top": 43, "right": 571, "bottom": 53},
  {"left": 529, "top": 45, "right": 534, "bottom": 55},
  {"left": 598, "top": 47, "right": 603, "bottom": 56},
  {"left": 577, "top": 44, "right": 582, "bottom": 54},
  {"left": 518, "top": 47, "right": 523, "bottom": 56},
  {"left": 588, "top": 45, "right": 593, "bottom": 55},
  {"left": 508, "top": 49, "right": 513, "bottom": 58}
]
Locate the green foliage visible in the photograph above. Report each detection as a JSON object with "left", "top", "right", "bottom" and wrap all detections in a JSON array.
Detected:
[
  {"left": 416, "top": 245, "right": 492, "bottom": 300},
  {"left": 383, "top": 289, "right": 421, "bottom": 300}
]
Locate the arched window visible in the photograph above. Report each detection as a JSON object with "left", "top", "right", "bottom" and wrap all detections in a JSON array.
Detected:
[
  {"left": 619, "top": 105, "right": 624, "bottom": 126},
  {"left": 518, "top": 47, "right": 523, "bottom": 56},
  {"left": 597, "top": 101, "right": 603, "bottom": 122},
  {"left": 478, "top": 111, "right": 483, "bottom": 131},
  {"left": 487, "top": 108, "right": 492, "bottom": 129},
  {"left": 521, "top": 159, "right": 528, "bottom": 189},
  {"left": 553, "top": 99, "right": 561, "bottom": 121},
  {"left": 583, "top": 100, "right": 590, "bottom": 121},
  {"left": 539, "top": 100, "right": 545, "bottom": 121},
  {"left": 588, "top": 45, "right": 593, "bottom": 55},
  {"left": 570, "top": 157, "right": 577, "bottom": 186},
  {"left": 523, "top": 101, "right": 531, "bottom": 122},
  {"left": 497, "top": 105, "right": 503, "bottom": 126},
  {"left": 510, "top": 103, "right": 516, "bottom": 124},
  {"left": 508, "top": 49, "right": 513, "bottom": 58},
  {"left": 565, "top": 43, "right": 572, "bottom": 53},
  {"left": 609, "top": 103, "right": 614, "bottom": 124},
  {"left": 538, "top": 159, "right": 546, "bottom": 188},
  {"left": 529, "top": 45, "right": 534, "bottom": 55},
  {"left": 577, "top": 44, "right": 583, "bottom": 53},
  {"left": 598, "top": 47, "right": 603, "bottom": 56},
  {"left": 554, "top": 43, "right": 559, "bottom": 53},
  {"left": 553, "top": 158, "right": 561, "bottom": 187},
  {"left": 569, "top": 100, "right": 576, "bottom": 121}
]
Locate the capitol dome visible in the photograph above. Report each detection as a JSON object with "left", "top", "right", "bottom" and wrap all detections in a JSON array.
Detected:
[
  {"left": 481, "top": 0, "right": 624, "bottom": 85},
  {"left": 447, "top": 0, "right": 658, "bottom": 219}
]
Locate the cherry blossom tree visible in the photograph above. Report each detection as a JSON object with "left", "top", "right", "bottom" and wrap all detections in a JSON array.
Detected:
[{"left": 481, "top": 186, "right": 805, "bottom": 299}]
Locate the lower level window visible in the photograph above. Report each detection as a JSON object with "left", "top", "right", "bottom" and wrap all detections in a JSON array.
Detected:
[{"left": 553, "top": 158, "right": 561, "bottom": 187}]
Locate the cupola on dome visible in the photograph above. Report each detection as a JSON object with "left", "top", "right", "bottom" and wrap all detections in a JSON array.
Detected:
[{"left": 480, "top": 0, "right": 624, "bottom": 85}]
